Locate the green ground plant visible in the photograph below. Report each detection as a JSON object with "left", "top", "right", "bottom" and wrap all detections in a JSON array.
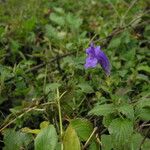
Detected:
[{"left": 0, "top": 0, "right": 149, "bottom": 150}]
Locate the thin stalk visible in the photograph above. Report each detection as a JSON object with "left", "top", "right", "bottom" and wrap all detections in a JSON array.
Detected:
[
  {"left": 83, "top": 127, "right": 98, "bottom": 149},
  {"left": 106, "top": 0, "right": 120, "bottom": 19},
  {"left": 120, "top": 0, "right": 139, "bottom": 26},
  {"left": 56, "top": 89, "right": 63, "bottom": 150}
]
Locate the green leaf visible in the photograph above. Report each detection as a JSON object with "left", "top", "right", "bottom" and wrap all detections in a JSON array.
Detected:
[
  {"left": 21, "top": 127, "right": 40, "bottom": 134},
  {"left": 130, "top": 133, "right": 150, "bottom": 150},
  {"left": 70, "top": 118, "right": 93, "bottom": 141},
  {"left": 3, "top": 129, "right": 32, "bottom": 150},
  {"left": 0, "top": 27, "right": 4, "bottom": 37},
  {"left": 78, "top": 83, "right": 94, "bottom": 93},
  {"left": 88, "top": 104, "right": 115, "bottom": 116},
  {"left": 22, "top": 17, "right": 36, "bottom": 32},
  {"left": 101, "top": 134, "right": 113, "bottom": 150},
  {"left": 118, "top": 104, "right": 134, "bottom": 119},
  {"left": 50, "top": 13, "right": 65, "bottom": 26},
  {"left": 40, "top": 121, "right": 50, "bottom": 129},
  {"left": 55, "top": 142, "right": 61, "bottom": 150},
  {"left": 137, "top": 74, "right": 149, "bottom": 82},
  {"left": 139, "top": 107, "right": 150, "bottom": 121},
  {"left": 144, "top": 25, "right": 150, "bottom": 40},
  {"left": 10, "top": 40, "right": 20, "bottom": 53},
  {"left": 108, "top": 118, "right": 133, "bottom": 148},
  {"left": 142, "top": 138, "right": 150, "bottom": 150},
  {"left": 129, "top": 133, "right": 143, "bottom": 150},
  {"left": 137, "top": 98, "right": 150, "bottom": 108},
  {"left": 45, "top": 24, "right": 59, "bottom": 39},
  {"left": 22, "top": 121, "right": 50, "bottom": 135},
  {"left": 89, "top": 141, "right": 100, "bottom": 150},
  {"left": 137, "top": 65, "right": 150, "bottom": 73},
  {"left": 63, "top": 125, "right": 81, "bottom": 150},
  {"left": 66, "top": 13, "right": 82, "bottom": 30},
  {"left": 103, "top": 114, "right": 116, "bottom": 127},
  {"left": 45, "top": 83, "right": 61, "bottom": 94},
  {"left": 53, "top": 7, "right": 65, "bottom": 14},
  {"left": 136, "top": 97, "right": 150, "bottom": 121},
  {"left": 34, "top": 125, "right": 58, "bottom": 150},
  {"left": 108, "top": 37, "right": 121, "bottom": 48}
]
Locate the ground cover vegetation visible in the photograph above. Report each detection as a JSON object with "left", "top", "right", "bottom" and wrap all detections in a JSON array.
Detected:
[{"left": 0, "top": 0, "right": 149, "bottom": 149}]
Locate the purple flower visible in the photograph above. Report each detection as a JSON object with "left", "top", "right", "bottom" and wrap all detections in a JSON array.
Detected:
[{"left": 84, "top": 43, "right": 110, "bottom": 76}]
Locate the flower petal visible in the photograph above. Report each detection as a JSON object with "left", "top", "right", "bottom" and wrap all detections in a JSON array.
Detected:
[
  {"left": 84, "top": 57, "right": 98, "bottom": 69},
  {"left": 86, "top": 47, "right": 92, "bottom": 55},
  {"left": 94, "top": 46, "right": 101, "bottom": 58},
  {"left": 84, "top": 43, "right": 111, "bottom": 75},
  {"left": 98, "top": 51, "right": 111, "bottom": 76}
]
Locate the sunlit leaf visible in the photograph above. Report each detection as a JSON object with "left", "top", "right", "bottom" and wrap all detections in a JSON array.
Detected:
[
  {"left": 63, "top": 125, "right": 81, "bottom": 150},
  {"left": 40, "top": 121, "right": 50, "bottom": 129},
  {"left": 21, "top": 127, "right": 40, "bottom": 134}
]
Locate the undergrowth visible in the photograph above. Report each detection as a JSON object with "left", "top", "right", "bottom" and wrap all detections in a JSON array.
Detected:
[{"left": 0, "top": 0, "right": 149, "bottom": 150}]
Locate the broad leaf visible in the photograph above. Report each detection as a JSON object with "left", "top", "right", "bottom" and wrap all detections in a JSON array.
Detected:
[
  {"left": 136, "top": 98, "right": 150, "bottom": 108},
  {"left": 129, "top": 133, "right": 143, "bottom": 150},
  {"left": 78, "top": 83, "right": 94, "bottom": 93},
  {"left": 137, "top": 65, "right": 150, "bottom": 73},
  {"left": 89, "top": 141, "right": 100, "bottom": 150},
  {"left": 34, "top": 125, "right": 58, "bottom": 150},
  {"left": 88, "top": 104, "right": 115, "bottom": 116},
  {"left": 108, "top": 37, "right": 121, "bottom": 48},
  {"left": 50, "top": 13, "right": 65, "bottom": 26},
  {"left": 45, "top": 24, "right": 59, "bottom": 40},
  {"left": 70, "top": 118, "right": 93, "bottom": 141},
  {"left": 103, "top": 114, "right": 116, "bottom": 127},
  {"left": 101, "top": 134, "right": 113, "bottom": 150},
  {"left": 118, "top": 104, "right": 134, "bottom": 119},
  {"left": 139, "top": 107, "right": 150, "bottom": 121},
  {"left": 45, "top": 83, "right": 61, "bottom": 94},
  {"left": 108, "top": 118, "right": 133, "bottom": 148},
  {"left": 63, "top": 125, "right": 81, "bottom": 150},
  {"left": 136, "top": 98, "right": 150, "bottom": 121},
  {"left": 40, "top": 121, "right": 50, "bottom": 129},
  {"left": 130, "top": 133, "right": 150, "bottom": 150},
  {"left": 3, "top": 129, "right": 32, "bottom": 150}
]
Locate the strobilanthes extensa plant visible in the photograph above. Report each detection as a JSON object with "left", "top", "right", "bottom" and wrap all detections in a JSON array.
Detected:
[{"left": 84, "top": 43, "right": 110, "bottom": 76}]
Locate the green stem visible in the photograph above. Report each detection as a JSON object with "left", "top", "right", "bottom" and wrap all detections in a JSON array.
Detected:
[{"left": 57, "top": 89, "right": 63, "bottom": 150}]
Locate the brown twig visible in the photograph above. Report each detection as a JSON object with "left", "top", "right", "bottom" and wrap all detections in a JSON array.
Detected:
[
  {"left": 27, "top": 52, "right": 76, "bottom": 73},
  {"left": 4, "top": 51, "right": 76, "bottom": 83}
]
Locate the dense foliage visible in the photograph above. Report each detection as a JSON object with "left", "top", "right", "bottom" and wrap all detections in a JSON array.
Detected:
[{"left": 0, "top": 0, "right": 149, "bottom": 149}]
